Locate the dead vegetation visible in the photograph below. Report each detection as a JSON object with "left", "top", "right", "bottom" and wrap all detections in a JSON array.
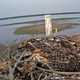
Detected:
[{"left": 0, "top": 35, "right": 80, "bottom": 80}]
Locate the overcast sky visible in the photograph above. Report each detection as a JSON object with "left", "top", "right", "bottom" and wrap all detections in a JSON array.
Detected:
[{"left": 0, "top": 0, "right": 80, "bottom": 17}]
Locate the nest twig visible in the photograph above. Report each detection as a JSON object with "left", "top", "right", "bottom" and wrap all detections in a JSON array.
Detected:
[{"left": 1, "top": 35, "right": 80, "bottom": 80}]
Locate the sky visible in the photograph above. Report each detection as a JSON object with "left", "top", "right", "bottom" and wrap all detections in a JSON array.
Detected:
[{"left": 0, "top": 0, "right": 80, "bottom": 17}]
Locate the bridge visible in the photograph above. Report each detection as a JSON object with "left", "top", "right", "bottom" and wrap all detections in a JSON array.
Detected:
[{"left": 0, "top": 11, "right": 80, "bottom": 26}]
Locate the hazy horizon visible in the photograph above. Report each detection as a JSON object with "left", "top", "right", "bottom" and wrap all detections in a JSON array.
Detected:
[{"left": 0, "top": 0, "right": 80, "bottom": 17}]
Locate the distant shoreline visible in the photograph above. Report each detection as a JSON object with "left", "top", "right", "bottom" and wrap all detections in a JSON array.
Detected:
[{"left": 14, "top": 21, "right": 80, "bottom": 35}]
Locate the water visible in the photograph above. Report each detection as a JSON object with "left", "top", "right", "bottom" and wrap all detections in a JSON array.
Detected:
[
  {"left": 0, "top": 0, "right": 80, "bottom": 43},
  {"left": 56, "top": 25, "right": 80, "bottom": 36},
  {"left": 0, "top": 19, "right": 80, "bottom": 44},
  {"left": 0, "top": 25, "right": 33, "bottom": 44}
]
